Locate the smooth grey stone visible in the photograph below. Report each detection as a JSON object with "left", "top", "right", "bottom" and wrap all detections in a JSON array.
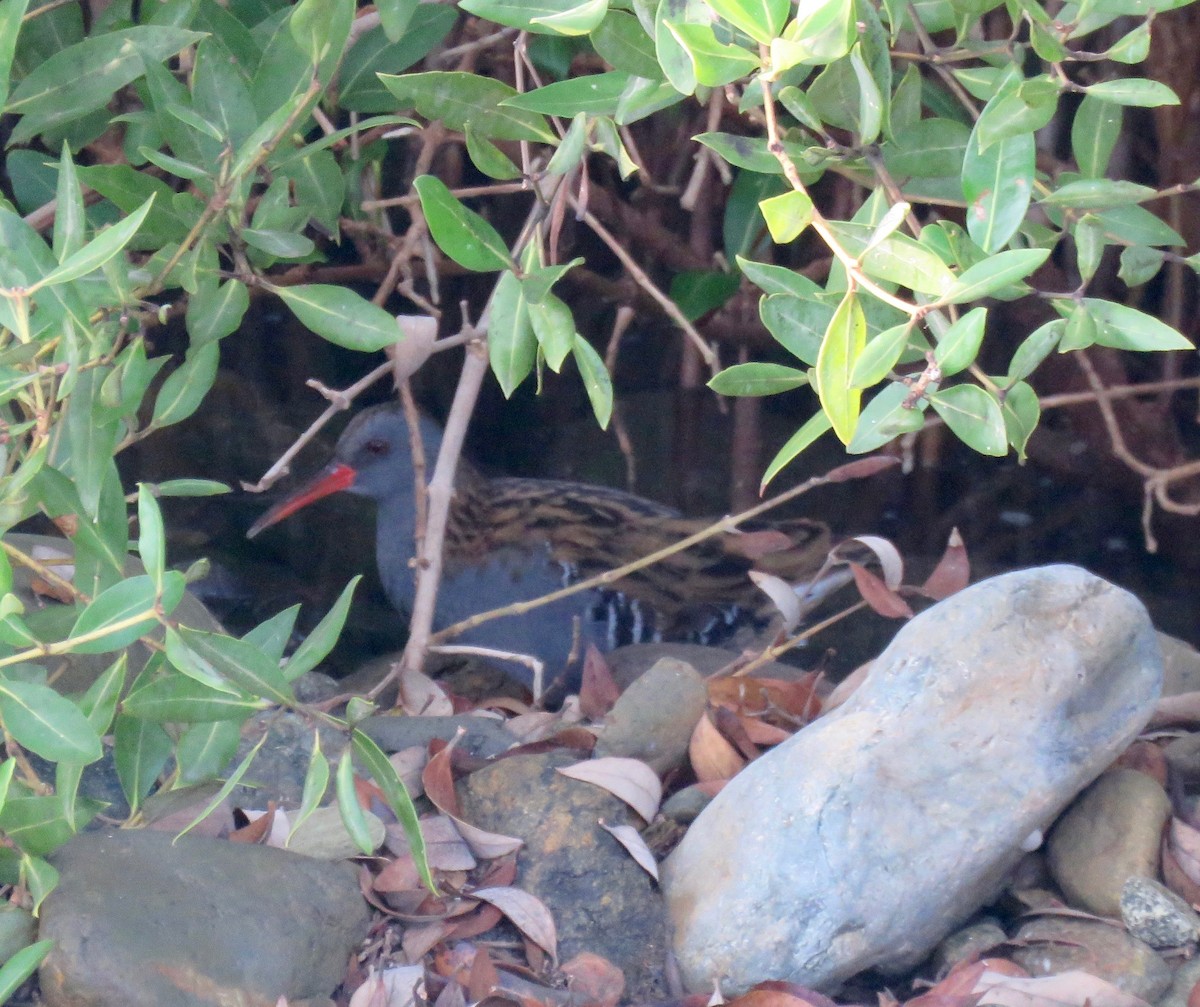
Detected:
[
  {"left": 663, "top": 566, "right": 1162, "bottom": 994},
  {"left": 1047, "top": 768, "right": 1171, "bottom": 917},
  {"left": 1155, "top": 951, "right": 1200, "bottom": 1007},
  {"left": 595, "top": 657, "right": 707, "bottom": 773},
  {"left": 38, "top": 828, "right": 370, "bottom": 1007}
]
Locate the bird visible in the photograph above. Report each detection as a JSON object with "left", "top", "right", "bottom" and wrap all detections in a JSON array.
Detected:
[{"left": 247, "top": 403, "right": 838, "bottom": 688}]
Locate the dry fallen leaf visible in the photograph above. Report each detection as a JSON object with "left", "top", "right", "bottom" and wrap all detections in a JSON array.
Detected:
[
  {"left": 921, "top": 528, "right": 970, "bottom": 600},
  {"left": 580, "top": 644, "right": 621, "bottom": 720},
  {"left": 471, "top": 886, "right": 558, "bottom": 959},
  {"left": 400, "top": 664, "right": 454, "bottom": 716},
  {"left": 748, "top": 571, "right": 804, "bottom": 631},
  {"left": 558, "top": 757, "right": 662, "bottom": 821},
  {"left": 972, "top": 969, "right": 1151, "bottom": 1007},
  {"left": 849, "top": 562, "right": 914, "bottom": 619},
  {"left": 349, "top": 965, "right": 426, "bottom": 1007},
  {"left": 689, "top": 712, "right": 746, "bottom": 784},
  {"left": 599, "top": 819, "right": 659, "bottom": 880},
  {"left": 561, "top": 952, "right": 625, "bottom": 1007},
  {"left": 1169, "top": 817, "right": 1200, "bottom": 889}
]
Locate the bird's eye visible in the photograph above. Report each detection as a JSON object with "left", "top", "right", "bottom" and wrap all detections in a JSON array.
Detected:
[{"left": 364, "top": 438, "right": 389, "bottom": 456}]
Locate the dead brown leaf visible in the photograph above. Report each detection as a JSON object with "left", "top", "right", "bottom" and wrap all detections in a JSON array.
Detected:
[
  {"left": 230, "top": 805, "right": 277, "bottom": 844},
  {"left": 689, "top": 712, "right": 746, "bottom": 783},
  {"left": 560, "top": 952, "right": 625, "bottom": 1007},
  {"left": 557, "top": 757, "right": 662, "bottom": 821},
  {"left": 1151, "top": 692, "right": 1200, "bottom": 727},
  {"left": 472, "top": 886, "right": 558, "bottom": 959},
  {"left": 1170, "top": 817, "right": 1200, "bottom": 888},
  {"left": 849, "top": 562, "right": 914, "bottom": 619},
  {"left": 580, "top": 645, "right": 621, "bottom": 720},
  {"left": 708, "top": 675, "right": 822, "bottom": 722},
  {"left": 972, "top": 969, "right": 1150, "bottom": 1007},
  {"left": 825, "top": 456, "right": 900, "bottom": 483},
  {"left": 738, "top": 716, "right": 792, "bottom": 746},
  {"left": 468, "top": 948, "right": 502, "bottom": 1003},
  {"left": 920, "top": 528, "right": 970, "bottom": 600},
  {"left": 349, "top": 965, "right": 426, "bottom": 1007},
  {"left": 599, "top": 819, "right": 659, "bottom": 880}
]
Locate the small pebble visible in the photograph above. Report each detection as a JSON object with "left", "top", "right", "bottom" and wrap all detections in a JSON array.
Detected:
[{"left": 1120, "top": 876, "right": 1200, "bottom": 948}]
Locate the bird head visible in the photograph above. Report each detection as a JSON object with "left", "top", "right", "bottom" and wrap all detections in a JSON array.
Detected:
[{"left": 246, "top": 404, "right": 442, "bottom": 538}]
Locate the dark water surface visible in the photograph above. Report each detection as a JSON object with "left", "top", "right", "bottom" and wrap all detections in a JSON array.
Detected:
[{"left": 119, "top": 301, "right": 1200, "bottom": 678}]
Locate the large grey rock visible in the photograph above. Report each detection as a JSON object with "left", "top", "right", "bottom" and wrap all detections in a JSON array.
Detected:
[
  {"left": 663, "top": 565, "right": 1162, "bottom": 994},
  {"left": 39, "top": 828, "right": 370, "bottom": 1007}
]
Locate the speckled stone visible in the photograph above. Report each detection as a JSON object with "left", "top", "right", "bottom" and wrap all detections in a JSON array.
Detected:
[{"left": 1120, "top": 876, "right": 1200, "bottom": 948}]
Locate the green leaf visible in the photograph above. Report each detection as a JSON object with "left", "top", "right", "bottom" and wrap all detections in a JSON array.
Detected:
[
  {"left": 242, "top": 228, "right": 315, "bottom": 259},
  {"left": 759, "top": 190, "right": 813, "bottom": 243},
  {"left": 962, "top": 126, "right": 1034, "bottom": 253},
  {"left": 708, "top": 362, "right": 809, "bottom": 396},
  {"left": 504, "top": 72, "right": 633, "bottom": 115},
  {"left": 122, "top": 675, "right": 267, "bottom": 722},
  {"left": 930, "top": 384, "right": 1007, "bottom": 455},
  {"left": 529, "top": 293, "right": 577, "bottom": 371},
  {"left": 186, "top": 279, "right": 250, "bottom": 347},
  {"left": 825, "top": 222, "right": 956, "bottom": 296},
  {"left": 1091, "top": 204, "right": 1183, "bottom": 247},
  {"left": 846, "top": 381, "right": 924, "bottom": 453},
  {"left": 665, "top": 22, "right": 759, "bottom": 87},
  {"left": 0, "top": 0, "right": 30, "bottom": 115},
  {"left": 465, "top": 124, "right": 522, "bottom": 181},
  {"left": 352, "top": 729, "right": 435, "bottom": 889},
  {"left": 274, "top": 284, "right": 401, "bottom": 351},
  {"left": 0, "top": 939, "right": 53, "bottom": 1003},
  {"left": 377, "top": 0, "right": 418, "bottom": 37},
  {"left": 243, "top": 607, "right": 301, "bottom": 667},
  {"left": 0, "top": 679, "right": 101, "bottom": 763},
  {"left": 1040, "top": 179, "right": 1156, "bottom": 211},
  {"left": 848, "top": 43, "right": 883, "bottom": 144},
  {"left": 490, "top": 271, "right": 537, "bottom": 397},
  {"left": 882, "top": 117, "right": 970, "bottom": 179},
  {"left": 379, "top": 71, "right": 554, "bottom": 142},
  {"left": 174, "top": 731, "right": 269, "bottom": 841},
  {"left": 175, "top": 720, "right": 243, "bottom": 785},
  {"left": 150, "top": 342, "right": 220, "bottom": 429},
  {"left": 53, "top": 141, "right": 84, "bottom": 262},
  {"left": 1071, "top": 93, "right": 1122, "bottom": 179},
  {"left": 70, "top": 572, "right": 185, "bottom": 655},
  {"left": 21, "top": 853, "right": 57, "bottom": 914},
  {"left": 816, "top": 291, "right": 866, "bottom": 444},
  {"left": 151, "top": 479, "right": 232, "bottom": 497},
  {"left": 850, "top": 323, "right": 911, "bottom": 388},
  {"left": 770, "top": 0, "right": 855, "bottom": 69},
  {"left": 1082, "top": 298, "right": 1193, "bottom": 351},
  {"left": 592, "top": 11, "right": 661, "bottom": 78},
  {"left": 76, "top": 655, "right": 126, "bottom": 736},
  {"left": 137, "top": 484, "right": 166, "bottom": 592},
  {"left": 942, "top": 248, "right": 1049, "bottom": 303},
  {"left": 760, "top": 293, "right": 833, "bottom": 365},
  {"left": 760, "top": 411, "right": 832, "bottom": 489},
  {"left": 336, "top": 748, "right": 377, "bottom": 855},
  {"left": 339, "top": 12, "right": 457, "bottom": 112},
  {"left": 934, "top": 307, "right": 986, "bottom": 377},
  {"left": 413, "top": 175, "right": 514, "bottom": 272},
  {"left": 1083, "top": 78, "right": 1180, "bottom": 108},
  {"left": 573, "top": 336, "right": 614, "bottom": 428},
  {"left": 1118, "top": 245, "right": 1163, "bottom": 287},
  {"left": 165, "top": 626, "right": 245, "bottom": 695},
  {"left": 284, "top": 577, "right": 360, "bottom": 681},
  {"left": 6, "top": 26, "right": 206, "bottom": 144},
  {"left": 287, "top": 734, "right": 330, "bottom": 845},
  {"left": 176, "top": 626, "right": 297, "bottom": 706},
  {"left": 1006, "top": 320, "right": 1063, "bottom": 385},
  {"left": 737, "top": 258, "right": 822, "bottom": 298},
  {"left": 1002, "top": 380, "right": 1039, "bottom": 460},
  {"left": 114, "top": 715, "right": 172, "bottom": 812},
  {"left": 703, "top": 0, "right": 787, "bottom": 43}
]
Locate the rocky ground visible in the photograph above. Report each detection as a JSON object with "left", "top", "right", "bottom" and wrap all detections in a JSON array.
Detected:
[{"left": 10, "top": 562, "right": 1200, "bottom": 1007}]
